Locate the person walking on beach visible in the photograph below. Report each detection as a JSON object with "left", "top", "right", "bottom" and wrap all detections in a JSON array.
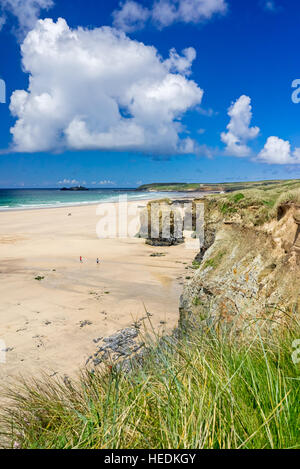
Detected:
[
  {"left": 96, "top": 258, "right": 100, "bottom": 265},
  {"left": 80, "top": 256, "right": 83, "bottom": 263}
]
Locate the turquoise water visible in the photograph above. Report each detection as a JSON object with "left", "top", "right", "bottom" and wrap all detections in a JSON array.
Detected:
[{"left": 0, "top": 189, "right": 178, "bottom": 210}]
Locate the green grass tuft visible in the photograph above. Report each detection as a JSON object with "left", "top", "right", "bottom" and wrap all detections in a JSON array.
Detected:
[
  {"left": 204, "top": 250, "right": 227, "bottom": 270},
  {"left": 232, "top": 193, "right": 245, "bottom": 203}
]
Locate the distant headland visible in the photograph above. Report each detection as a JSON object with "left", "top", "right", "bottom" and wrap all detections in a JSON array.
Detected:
[
  {"left": 136, "top": 180, "right": 288, "bottom": 193},
  {"left": 60, "top": 186, "right": 89, "bottom": 191}
]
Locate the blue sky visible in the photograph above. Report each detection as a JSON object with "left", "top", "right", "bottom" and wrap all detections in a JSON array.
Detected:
[{"left": 0, "top": 0, "right": 300, "bottom": 188}]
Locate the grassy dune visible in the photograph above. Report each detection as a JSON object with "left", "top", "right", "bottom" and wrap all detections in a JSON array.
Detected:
[
  {"left": 206, "top": 179, "right": 300, "bottom": 225},
  {"left": 1, "top": 319, "right": 299, "bottom": 449}
]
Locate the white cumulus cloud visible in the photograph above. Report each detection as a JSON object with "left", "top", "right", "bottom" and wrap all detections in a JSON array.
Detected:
[
  {"left": 257, "top": 137, "right": 300, "bottom": 165},
  {"left": 221, "top": 95, "right": 300, "bottom": 165},
  {"left": 165, "top": 47, "right": 196, "bottom": 76},
  {"left": 112, "top": 0, "right": 150, "bottom": 33},
  {"left": 113, "top": 0, "right": 227, "bottom": 32},
  {"left": 221, "top": 95, "right": 260, "bottom": 157},
  {"left": 9, "top": 18, "right": 203, "bottom": 155},
  {"left": 0, "top": 0, "right": 54, "bottom": 36},
  {"left": 153, "top": 0, "right": 228, "bottom": 27}
]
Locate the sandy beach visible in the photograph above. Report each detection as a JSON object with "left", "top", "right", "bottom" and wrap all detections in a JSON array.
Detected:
[{"left": 0, "top": 200, "right": 196, "bottom": 384}]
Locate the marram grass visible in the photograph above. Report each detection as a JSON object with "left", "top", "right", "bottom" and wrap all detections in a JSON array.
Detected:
[{"left": 1, "top": 321, "right": 299, "bottom": 449}]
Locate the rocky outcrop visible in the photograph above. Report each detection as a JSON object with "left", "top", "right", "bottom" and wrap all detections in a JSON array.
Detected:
[
  {"left": 139, "top": 199, "right": 183, "bottom": 246},
  {"left": 291, "top": 205, "right": 300, "bottom": 256},
  {"left": 138, "top": 199, "right": 205, "bottom": 247},
  {"left": 180, "top": 203, "right": 300, "bottom": 336},
  {"left": 86, "top": 326, "right": 146, "bottom": 373}
]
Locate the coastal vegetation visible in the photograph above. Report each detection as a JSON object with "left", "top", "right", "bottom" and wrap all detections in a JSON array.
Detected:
[
  {"left": 206, "top": 178, "right": 300, "bottom": 226},
  {"left": 1, "top": 317, "right": 299, "bottom": 449}
]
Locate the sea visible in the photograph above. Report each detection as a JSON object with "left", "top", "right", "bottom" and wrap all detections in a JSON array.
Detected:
[{"left": 0, "top": 188, "right": 180, "bottom": 211}]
